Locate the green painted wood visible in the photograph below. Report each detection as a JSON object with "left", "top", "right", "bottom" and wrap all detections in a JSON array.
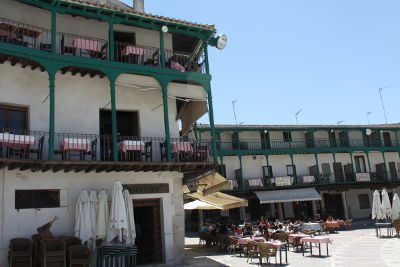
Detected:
[
  {"left": 366, "top": 152, "right": 371, "bottom": 172},
  {"left": 108, "top": 22, "right": 115, "bottom": 61},
  {"left": 160, "top": 80, "right": 171, "bottom": 161},
  {"left": 48, "top": 71, "right": 56, "bottom": 160},
  {"left": 314, "top": 153, "right": 320, "bottom": 178},
  {"left": 239, "top": 155, "right": 244, "bottom": 189},
  {"left": 109, "top": 78, "right": 118, "bottom": 161},
  {"left": 51, "top": 9, "right": 57, "bottom": 53},
  {"left": 159, "top": 30, "right": 165, "bottom": 68},
  {"left": 350, "top": 153, "right": 354, "bottom": 173}
]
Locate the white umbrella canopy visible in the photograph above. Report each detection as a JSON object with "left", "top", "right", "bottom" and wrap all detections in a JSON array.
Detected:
[
  {"left": 392, "top": 193, "right": 400, "bottom": 220},
  {"left": 107, "top": 181, "right": 128, "bottom": 243},
  {"left": 88, "top": 191, "right": 98, "bottom": 249},
  {"left": 74, "top": 190, "right": 92, "bottom": 243},
  {"left": 184, "top": 200, "right": 223, "bottom": 210},
  {"left": 381, "top": 189, "right": 392, "bottom": 220},
  {"left": 372, "top": 190, "right": 384, "bottom": 220},
  {"left": 123, "top": 189, "right": 136, "bottom": 245},
  {"left": 96, "top": 190, "right": 109, "bottom": 241}
]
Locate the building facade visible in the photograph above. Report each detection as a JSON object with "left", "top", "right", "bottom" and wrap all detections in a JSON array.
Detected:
[
  {"left": 0, "top": 0, "right": 223, "bottom": 265},
  {"left": 194, "top": 123, "right": 400, "bottom": 222}
]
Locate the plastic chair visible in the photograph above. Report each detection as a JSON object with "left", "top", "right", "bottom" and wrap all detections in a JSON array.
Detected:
[
  {"left": 68, "top": 245, "right": 91, "bottom": 267},
  {"left": 8, "top": 238, "right": 33, "bottom": 267}
]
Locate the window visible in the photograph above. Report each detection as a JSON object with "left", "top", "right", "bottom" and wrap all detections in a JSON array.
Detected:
[
  {"left": 354, "top": 156, "right": 367, "bottom": 173},
  {"left": 262, "top": 166, "right": 273, "bottom": 178},
  {"left": 15, "top": 190, "right": 60, "bottom": 210},
  {"left": 283, "top": 131, "right": 292, "bottom": 142},
  {"left": 0, "top": 104, "right": 28, "bottom": 131},
  {"left": 286, "top": 165, "right": 295, "bottom": 176},
  {"left": 358, "top": 194, "right": 370, "bottom": 209}
]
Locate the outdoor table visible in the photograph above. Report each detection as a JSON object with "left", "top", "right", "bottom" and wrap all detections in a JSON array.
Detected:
[
  {"left": 301, "top": 236, "right": 332, "bottom": 257},
  {"left": 302, "top": 223, "right": 323, "bottom": 232},
  {"left": 170, "top": 61, "right": 185, "bottom": 72},
  {"left": 122, "top": 45, "right": 145, "bottom": 56},
  {"left": 302, "top": 175, "right": 315, "bottom": 183},
  {"left": 118, "top": 140, "right": 145, "bottom": 153},
  {"left": 0, "top": 132, "right": 35, "bottom": 158},
  {"left": 275, "top": 176, "right": 293, "bottom": 186},
  {"left": 237, "top": 236, "right": 265, "bottom": 245},
  {"left": 60, "top": 137, "right": 90, "bottom": 160},
  {"left": 288, "top": 233, "right": 310, "bottom": 252},
  {"left": 325, "top": 221, "right": 341, "bottom": 230},
  {"left": 97, "top": 242, "right": 138, "bottom": 267},
  {"left": 375, "top": 222, "right": 393, "bottom": 238},
  {"left": 73, "top": 38, "right": 100, "bottom": 52}
]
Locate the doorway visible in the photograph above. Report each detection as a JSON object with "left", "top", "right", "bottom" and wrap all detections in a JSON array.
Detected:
[
  {"left": 99, "top": 110, "right": 139, "bottom": 160},
  {"left": 133, "top": 198, "right": 163, "bottom": 265},
  {"left": 293, "top": 201, "right": 313, "bottom": 220},
  {"left": 389, "top": 162, "right": 398, "bottom": 180},
  {"left": 323, "top": 193, "right": 344, "bottom": 219},
  {"left": 333, "top": 162, "right": 344, "bottom": 182}
]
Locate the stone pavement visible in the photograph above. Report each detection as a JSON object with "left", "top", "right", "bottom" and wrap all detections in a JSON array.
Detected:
[{"left": 180, "top": 228, "right": 400, "bottom": 267}]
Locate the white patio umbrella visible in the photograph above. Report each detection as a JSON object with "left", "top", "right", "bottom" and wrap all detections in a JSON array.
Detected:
[
  {"left": 372, "top": 190, "right": 383, "bottom": 220},
  {"left": 184, "top": 200, "right": 222, "bottom": 210},
  {"left": 381, "top": 189, "right": 392, "bottom": 220},
  {"left": 107, "top": 181, "right": 128, "bottom": 243},
  {"left": 123, "top": 189, "right": 136, "bottom": 245},
  {"left": 88, "top": 191, "right": 98, "bottom": 249},
  {"left": 74, "top": 190, "right": 92, "bottom": 243},
  {"left": 392, "top": 193, "right": 400, "bottom": 220},
  {"left": 96, "top": 190, "right": 109, "bottom": 241}
]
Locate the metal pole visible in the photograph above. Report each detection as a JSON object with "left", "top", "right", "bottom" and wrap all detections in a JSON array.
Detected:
[
  {"left": 48, "top": 72, "right": 55, "bottom": 160},
  {"left": 379, "top": 87, "right": 388, "bottom": 124}
]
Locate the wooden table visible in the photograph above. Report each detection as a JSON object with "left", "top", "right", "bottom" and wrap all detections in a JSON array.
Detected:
[
  {"left": 301, "top": 236, "right": 332, "bottom": 257},
  {"left": 375, "top": 222, "right": 394, "bottom": 238}
]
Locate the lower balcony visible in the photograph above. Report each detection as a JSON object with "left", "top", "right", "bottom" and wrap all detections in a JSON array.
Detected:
[
  {"left": 0, "top": 129, "right": 211, "bottom": 163},
  {"left": 228, "top": 171, "right": 400, "bottom": 191}
]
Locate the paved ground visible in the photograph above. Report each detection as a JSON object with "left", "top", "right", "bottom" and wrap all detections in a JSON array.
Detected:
[{"left": 180, "top": 228, "right": 400, "bottom": 267}]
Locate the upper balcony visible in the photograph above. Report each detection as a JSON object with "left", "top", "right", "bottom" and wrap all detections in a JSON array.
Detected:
[
  {"left": 216, "top": 137, "right": 400, "bottom": 156},
  {"left": 0, "top": 17, "right": 206, "bottom": 75}
]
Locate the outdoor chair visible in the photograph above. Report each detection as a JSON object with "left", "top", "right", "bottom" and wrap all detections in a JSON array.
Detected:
[
  {"left": 275, "top": 232, "right": 289, "bottom": 251},
  {"left": 246, "top": 240, "right": 260, "bottom": 263},
  {"left": 143, "top": 141, "right": 153, "bottom": 162},
  {"left": 393, "top": 219, "right": 400, "bottom": 236},
  {"left": 68, "top": 245, "right": 91, "bottom": 267},
  {"left": 160, "top": 141, "right": 174, "bottom": 161},
  {"left": 8, "top": 238, "right": 33, "bottom": 267},
  {"left": 343, "top": 219, "right": 353, "bottom": 230},
  {"left": 84, "top": 138, "right": 97, "bottom": 161},
  {"left": 58, "top": 236, "right": 81, "bottom": 266},
  {"left": 228, "top": 236, "right": 242, "bottom": 256},
  {"left": 30, "top": 136, "right": 44, "bottom": 160},
  {"left": 145, "top": 49, "right": 160, "bottom": 66},
  {"left": 39, "top": 239, "right": 66, "bottom": 267},
  {"left": 258, "top": 243, "right": 277, "bottom": 265}
]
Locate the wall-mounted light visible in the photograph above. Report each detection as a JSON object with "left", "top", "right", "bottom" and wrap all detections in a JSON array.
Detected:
[
  {"left": 264, "top": 130, "right": 268, "bottom": 134},
  {"left": 161, "top": 25, "right": 169, "bottom": 33},
  {"left": 366, "top": 129, "right": 372, "bottom": 136}
]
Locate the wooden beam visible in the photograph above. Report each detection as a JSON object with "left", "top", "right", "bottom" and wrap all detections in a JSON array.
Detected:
[
  {"left": 85, "top": 164, "right": 97, "bottom": 173},
  {"left": 52, "top": 164, "right": 65, "bottom": 173},
  {"left": 71, "top": 68, "right": 79, "bottom": 76}
]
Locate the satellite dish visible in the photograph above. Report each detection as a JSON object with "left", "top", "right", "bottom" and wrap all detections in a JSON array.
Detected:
[{"left": 366, "top": 129, "right": 372, "bottom": 136}]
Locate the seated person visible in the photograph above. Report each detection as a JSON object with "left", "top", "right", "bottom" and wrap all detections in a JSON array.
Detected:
[
  {"left": 233, "top": 226, "right": 243, "bottom": 236},
  {"left": 327, "top": 215, "right": 335, "bottom": 221},
  {"left": 243, "top": 223, "right": 253, "bottom": 236},
  {"left": 253, "top": 225, "right": 264, "bottom": 237},
  {"left": 274, "top": 224, "right": 286, "bottom": 233},
  {"left": 314, "top": 214, "right": 323, "bottom": 223}
]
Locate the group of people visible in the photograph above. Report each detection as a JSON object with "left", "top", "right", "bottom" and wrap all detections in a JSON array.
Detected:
[{"left": 199, "top": 214, "right": 339, "bottom": 246}]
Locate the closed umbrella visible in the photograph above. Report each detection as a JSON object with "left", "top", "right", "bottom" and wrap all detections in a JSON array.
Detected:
[
  {"left": 74, "top": 190, "right": 92, "bottom": 243},
  {"left": 123, "top": 189, "right": 136, "bottom": 245},
  {"left": 96, "top": 190, "right": 109, "bottom": 241},
  {"left": 392, "top": 193, "right": 400, "bottom": 220},
  {"left": 372, "top": 190, "right": 383, "bottom": 220},
  {"left": 107, "top": 181, "right": 128, "bottom": 243},
  {"left": 381, "top": 189, "right": 392, "bottom": 220},
  {"left": 88, "top": 191, "right": 98, "bottom": 249}
]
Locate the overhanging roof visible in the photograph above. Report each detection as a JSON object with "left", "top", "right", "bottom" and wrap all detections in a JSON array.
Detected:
[
  {"left": 255, "top": 188, "right": 321, "bottom": 204},
  {"left": 188, "top": 192, "right": 248, "bottom": 210}
]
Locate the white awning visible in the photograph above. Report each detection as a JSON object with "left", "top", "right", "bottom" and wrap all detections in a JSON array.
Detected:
[
  {"left": 255, "top": 188, "right": 321, "bottom": 204},
  {"left": 184, "top": 200, "right": 222, "bottom": 210}
]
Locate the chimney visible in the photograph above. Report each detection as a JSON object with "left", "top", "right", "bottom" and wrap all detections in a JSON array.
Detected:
[{"left": 134, "top": 0, "right": 145, "bottom": 13}]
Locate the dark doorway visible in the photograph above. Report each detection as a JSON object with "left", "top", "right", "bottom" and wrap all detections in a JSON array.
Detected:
[
  {"left": 371, "top": 131, "right": 382, "bottom": 147},
  {"left": 344, "top": 164, "right": 354, "bottom": 182},
  {"left": 383, "top": 132, "right": 392, "bottom": 147},
  {"left": 99, "top": 110, "right": 139, "bottom": 161},
  {"left": 323, "top": 193, "right": 344, "bottom": 219},
  {"left": 333, "top": 162, "right": 344, "bottom": 182},
  {"left": 133, "top": 198, "right": 163, "bottom": 265},
  {"left": 229, "top": 208, "right": 241, "bottom": 224},
  {"left": 329, "top": 131, "right": 337, "bottom": 147},
  {"left": 293, "top": 201, "right": 313, "bottom": 220},
  {"left": 339, "top": 132, "right": 349, "bottom": 147},
  {"left": 375, "top": 163, "right": 386, "bottom": 181},
  {"left": 260, "top": 131, "right": 271, "bottom": 149},
  {"left": 305, "top": 132, "right": 314, "bottom": 148},
  {"left": 389, "top": 162, "right": 398, "bottom": 180}
]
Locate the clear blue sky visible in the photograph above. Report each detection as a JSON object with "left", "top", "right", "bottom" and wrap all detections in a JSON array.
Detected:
[{"left": 123, "top": 0, "right": 400, "bottom": 125}]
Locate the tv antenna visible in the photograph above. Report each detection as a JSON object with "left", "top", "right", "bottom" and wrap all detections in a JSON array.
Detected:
[
  {"left": 337, "top": 120, "right": 345, "bottom": 125},
  {"left": 366, "top": 111, "right": 372, "bottom": 124},
  {"left": 295, "top": 109, "right": 303, "bottom": 125},
  {"left": 232, "top": 100, "right": 238, "bottom": 125},
  {"left": 379, "top": 85, "right": 389, "bottom": 124}
]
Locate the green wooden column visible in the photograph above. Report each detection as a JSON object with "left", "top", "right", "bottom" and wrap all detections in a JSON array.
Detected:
[
  {"left": 366, "top": 152, "right": 372, "bottom": 172},
  {"left": 350, "top": 153, "right": 355, "bottom": 181},
  {"left": 109, "top": 77, "right": 118, "bottom": 161},
  {"left": 203, "top": 44, "right": 218, "bottom": 163},
  {"left": 51, "top": 9, "right": 57, "bottom": 53},
  {"left": 161, "top": 80, "right": 171, "bottom": 161},
  {"left": 382, "top": 152, "right": 388, "bottom": 180},
  {"left": 239, "top": 155, "right": 244, "bottom": 189},
  {"left": 159, "top": 30, "right": 165, "bottom": 67},
  {"left": 290, "top": 154, "right": 297, "bottom": 182},
  {"left": 108, "top": 22, "right": 115, "bottom": 61},
  {"left": 48, "top": 71, "right": 56, "bottom": 160},
  {"left": 314, "top": 153, "right": 320, "bottom": 183},
  {"left": 332, "top": 153, "right": 336, "bottom": 163}
]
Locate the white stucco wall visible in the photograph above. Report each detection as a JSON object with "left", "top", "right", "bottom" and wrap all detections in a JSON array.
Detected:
[{"left": 0, "top": 169, "right": 184, "bottom": 265}]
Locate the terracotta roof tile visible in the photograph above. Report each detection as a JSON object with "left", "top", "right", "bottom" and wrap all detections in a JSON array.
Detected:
[{"left": 62, "top": 0, "right": 216, "bottom": 32}]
